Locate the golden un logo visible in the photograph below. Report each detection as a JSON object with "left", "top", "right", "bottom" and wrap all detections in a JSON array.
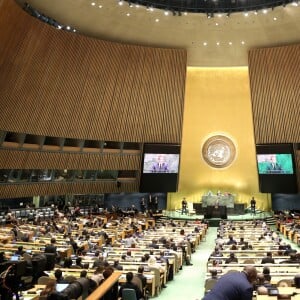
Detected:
[{"left": 202, "top": 135, "right": 236, "bottom": 168}]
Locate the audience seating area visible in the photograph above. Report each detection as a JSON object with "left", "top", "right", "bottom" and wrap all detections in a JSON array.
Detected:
[
  {"left": 0, "top": 211, "right": 207, "bottom": 300},
  {"left": 206, "top": 219, "right": 300, "bottom": 300}
]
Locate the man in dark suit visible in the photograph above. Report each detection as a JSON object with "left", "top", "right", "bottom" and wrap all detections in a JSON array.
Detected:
[
  {"left": 136, "top": 266, "right": 147, "bottom": 294},
  {"left": 44, "top": 237, "right": 57, "bottom": 254},
  {"left": 250, "top": 197, "right": 256, "bottom": 215},
  {"left": 261, "top": 252, "right": 275, "bottom": 264},
  {"left": 118, "top": 272, "right": 143, "bottom": 300},
  {"left": 202, "top": 266, "right": 257, "bottom": 300}
]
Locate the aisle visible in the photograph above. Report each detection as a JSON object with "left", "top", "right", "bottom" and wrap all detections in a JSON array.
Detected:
[{"left": 157, "top": 227, "right": 217, "bottom": 300}]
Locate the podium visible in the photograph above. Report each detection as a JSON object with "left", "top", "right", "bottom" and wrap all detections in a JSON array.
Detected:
[{"left": 204, "top": 205, "right": 227, "bottom": 219}]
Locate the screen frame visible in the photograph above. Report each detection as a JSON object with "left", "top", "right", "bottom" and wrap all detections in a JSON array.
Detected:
[
  {"left": 139, "top": 143, "right": 181, "bottom": 193},
  {"left": 256, "top": 143, "right": 298, "bottom": 194}
]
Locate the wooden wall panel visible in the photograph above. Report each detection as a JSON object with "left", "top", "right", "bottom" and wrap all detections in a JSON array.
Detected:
[
  {"left": 0, "top": 149, "right": 141, "bottom": 170},
  {"left": 0, "top": 1, "right": 187, "bottom": 144},
  {"left": 0, "top": 181, "right": 138, "bottom": 198},
  {"left": 248, "top": 44, "right": 300, "bottom": 144}
]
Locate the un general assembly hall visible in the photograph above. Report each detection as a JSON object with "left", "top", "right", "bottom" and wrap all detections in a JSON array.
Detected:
[{"left": 0, "top": 1, "right": 300, "bottom": 300}]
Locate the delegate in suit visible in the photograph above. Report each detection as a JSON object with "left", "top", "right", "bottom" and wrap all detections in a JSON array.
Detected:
[{"left": 202, "top": 266, "right": 257, "bottom": 300}]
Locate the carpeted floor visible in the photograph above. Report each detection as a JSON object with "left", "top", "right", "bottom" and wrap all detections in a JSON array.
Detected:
[{"left": 156, "top": 227, "right": 217, "bottom": 300}]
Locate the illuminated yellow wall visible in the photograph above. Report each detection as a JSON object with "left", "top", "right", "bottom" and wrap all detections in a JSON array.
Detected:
[{"left": 168, "top": 67, "right": 271, "bottom": 211}]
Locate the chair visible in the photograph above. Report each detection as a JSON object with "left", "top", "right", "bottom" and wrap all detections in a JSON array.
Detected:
[
  {"left": 64, "top": 275, "right": 77, "bottom": 283},
  {"left": 277, "top": 279, "right": 292, "bottom": 287},
  {"left": 204, "top": 278, "right": 218, "bottom": 293},
  {"left": 149, "top": 266, "right": 162, "bottom": 296},
  {"left": 122, "top": 288, "right": 137, "bottom": 300},
  {"left": 37, "top": 276, "right": 56, "bottom": 285},
  {"left": 243, "top": 259, "right": 255, "bottom": 264}
]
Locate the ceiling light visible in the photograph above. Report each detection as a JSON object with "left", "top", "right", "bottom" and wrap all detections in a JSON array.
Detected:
[
  {"left": 203, "top": 42, "right": 207, "bottom": 46},
  {"left": 183, "top": 12, "right": 188, "bottom": 16},
  {"left": 118, "top": 0, "right": 124, "bottom": 5},
  {"left": 164, "top": 10, "right": 169, "bottom": 16},
  {"left": 98, "top": 5, "right": 102, "bottom": 8},
  {"left": 262, "top": 9, "right": 268, "bottom": 14},
  {"left": 273, "top": 17, "right": 277, "bottom": 21},
  {"left": 243, "top": 12, "right": 249, "bottom": 17},
  {"left": 229, "top": 41, "right": 232, "bottom": 45},
  {"left": 291, "top": 1, "right": 298, "bottom": 6},
  {"left": 126, "top": 13, "right": 130, "bottom": 16},
  {"left": 91, "top": 2, "right": 96, "bottom": 6},
  {"left": 216, "top": 42, "right": 220, "bottom": 46},
  {"left": 150, "top": 6, "right": 154, "bottom": 11},
  {"left": 241, "top": 41, "right": 245, "bottom": 45},
  {"left": 215, "top": 22, "right": 219, "bottom": 26},
  {"left": 155, "top": 18, "right": 159, "bottom": 22}
]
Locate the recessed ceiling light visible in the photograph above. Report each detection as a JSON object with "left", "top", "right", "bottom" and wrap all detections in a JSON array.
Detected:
[
  {"left": 164, "top": 10, "right": 169, "bottom": 15},
  {"left": 135, "top": 4, "right": 140, "bottom": 8},
  {"left": 150, "top": 7, "right": 154, "bottom": 11},
  {"left": 118, "top": 0, "right": 124, "bottom": 5},
  {"left": 273, "top": 17, "right": 277, "bottom": 21},
  {"left": 66, "top": 26, "right": 71, "bottom": 30},
  {"left": 254, "top": 11, "right": 258, "bottom": 15},
  {"left": 262, "top": 9, "right": 268, "bottom": 14},
  {"left": 203, "top": 42, "right": 207, "bottom": 46},
  {"left": 215, "top": 22, "right": 219, "bottom": 26},
  {"left": 241, "top": 41, "right": 245, "bottom": 45},
  {"left": 155, "top": 18, "right": 159, "bottom": 22},
  {"left": 126, "top": 13, "right": 130, "bottom": 16},
  {"left": 98, "top": 5, "right": 102, "bottom": 8},
  {"left": 244, "top": 12, "right": 249, "bottom": 17},
  {"left": 183, "top": 12, "right": 188, "bottom": 16},
  {"left": 229, "top": 41, "right": 232, "bottom": 45},
  {"left": 216, "top": 42, "right": 220, "bottom": 46},
  {"left": 91, "top": 2, "right": 96, "bottom": 6}
]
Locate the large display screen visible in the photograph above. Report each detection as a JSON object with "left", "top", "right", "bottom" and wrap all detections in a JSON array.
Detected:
[
  {"left": 142, "top": 153, "right": 180, "bottom": 174},
  {"left": 256, "top": 143, "right": 298, "bottom": 194},
  {"left": 139, "top": 143, "right": 180, "bottom": 192},
  {"left": 257, "top": 153, "right": 294, "bottom": 174}
]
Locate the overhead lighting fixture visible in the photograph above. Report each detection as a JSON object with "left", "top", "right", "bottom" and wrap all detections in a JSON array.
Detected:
[
  {"left": 262, "top": 8, "right": 268, "bottom": 14},
  {"left": 118, "top": 0, "right": 124, "bottom": 5},
  {"left": 164, "top": 10, "right": 169, "bottom": 15},
  {"left": 243, "top": 12, "right": 249, "bottom": 17},
  {"left": 203, "top": 42, "right": 208, "bottom": 46}
]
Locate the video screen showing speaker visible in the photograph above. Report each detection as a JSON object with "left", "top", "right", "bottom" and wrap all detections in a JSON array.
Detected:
[
  {"left": 139, "top": 143, "right": 180, "bottom": 192},
  {"left": 256, "top": 144, "right": 298, "bottom": 193}
]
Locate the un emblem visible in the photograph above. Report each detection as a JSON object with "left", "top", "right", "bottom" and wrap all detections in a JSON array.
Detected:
[{"left": 202, "top": 135, "right": 236, "bottom": 168}]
